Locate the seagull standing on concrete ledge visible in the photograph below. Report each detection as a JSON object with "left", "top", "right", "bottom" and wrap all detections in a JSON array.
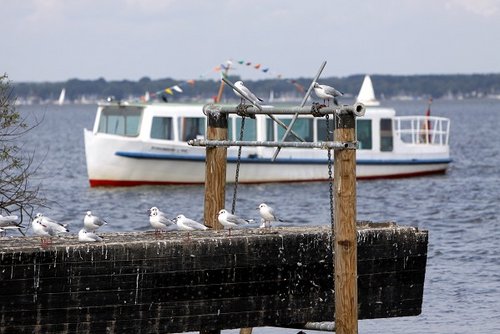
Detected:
[
  {"left": 313, "top": 82, "right": 344, "bottom": 106},
  {"left": 149, "top": 206, "right": 177, "bottom": 235},
  {"left": 233, "top": 81, "right": 264, "bottom": 106},
  {"left": 174, "top": 214, "right": 208, "bottom": 241},
  {"left": 217, "top": 209, "right": 253, "bottom": 236},
  {"left": 84, "top": 211, "right": 107, "bottom": 232},
  {"left": 258, "top": 203, "right": 283, "bottom": 228}
]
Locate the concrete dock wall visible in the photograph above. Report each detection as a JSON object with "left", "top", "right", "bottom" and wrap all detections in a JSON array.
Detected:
[{"left": 0, "top": 223, "right": 428, "bottom": 333}]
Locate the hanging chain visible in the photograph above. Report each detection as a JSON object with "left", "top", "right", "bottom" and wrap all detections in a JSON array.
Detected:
[
  {"left": 231, "top": 116, "right": 245, "bottom": 214},
  {"left": 326, "top": 114, "right": 335, "bottom": 228}
]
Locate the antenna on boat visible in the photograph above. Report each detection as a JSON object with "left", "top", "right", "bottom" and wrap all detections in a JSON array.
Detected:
[
  {"left": 214, "top": 60, "right": 233, "bottom": 103},
  {"left": 271, "top": 61, "right": 327, "bottom": 161}
]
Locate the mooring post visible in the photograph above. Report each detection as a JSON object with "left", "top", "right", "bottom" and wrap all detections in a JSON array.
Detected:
[
  {"left": 334, "top": 110, "right": 358, "bottom": 334},
  {"left": 203, "top": 110, "right": 227, "bottom": 230}
]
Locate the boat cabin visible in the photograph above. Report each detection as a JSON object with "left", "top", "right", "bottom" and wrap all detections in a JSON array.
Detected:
[{"left": 93, "top": 103, "right": 450, "bottom": 155}]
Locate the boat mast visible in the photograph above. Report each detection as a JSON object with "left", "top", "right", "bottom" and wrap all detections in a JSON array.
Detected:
[{"left": 215, "top": 62, "right": 232, "bottom": 103}]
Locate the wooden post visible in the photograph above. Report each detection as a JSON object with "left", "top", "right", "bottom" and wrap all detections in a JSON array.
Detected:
[
  {"left": 204, "top": 111, "right": 227, "bottom": 230},
  {"left": 333, "top": 111, "right": 358, "bottom": 334}
]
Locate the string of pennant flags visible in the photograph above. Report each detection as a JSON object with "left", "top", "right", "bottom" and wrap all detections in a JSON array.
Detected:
[{"left": 145, "top": 59, "right": 305, "bottom": 101}]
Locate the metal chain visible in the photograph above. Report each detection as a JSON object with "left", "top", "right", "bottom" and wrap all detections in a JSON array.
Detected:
[
  {"left": 231, "top": 116, "right": 245, "bottom": 214},
  {"left": 326, "top": 114, "right": 335, "bottom": 228}
]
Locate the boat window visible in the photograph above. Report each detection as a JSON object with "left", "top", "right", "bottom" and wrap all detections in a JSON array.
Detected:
[
  {"left": 266, "top": 118, "right": 313, "bottom": 142},
  {"left": 181, "top": 117, "right": 206, "bottom": 141},
  {"left": 356, "top": 119, "right": 372, "bottom": 150},
  {"left": 150, "top": 117, "right": 173, "bottom": 140},
  {"left": 235, "top": 117, "right": 257, "bottom": 140},
  {"left": 380, "top": 118, "right": 393, "bottom": 152},
  {"left": 97, "top": 107, "right": 142, "bottom": 137},
  {"left": 316, "top": 118, "right": 335, "bottom": 141},
  {"left": 266, "top": 119, "right": 274, "bottom": 141}
]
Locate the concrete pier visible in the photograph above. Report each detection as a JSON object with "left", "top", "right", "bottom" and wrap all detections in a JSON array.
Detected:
[{"left": 0, "top": 223, "right": 428, "bottom": 333}]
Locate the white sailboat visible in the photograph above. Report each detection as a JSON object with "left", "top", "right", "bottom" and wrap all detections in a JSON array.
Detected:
[
  {"left": 356, "top": 75, "right": 380, "bottom": 106},
  {"left": 57, "top": 88, "right": 66, "bottom": 105}
]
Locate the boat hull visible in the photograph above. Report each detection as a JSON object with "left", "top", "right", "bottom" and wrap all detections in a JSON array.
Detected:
[{"left": 84, "top": 129, "right": 450, "bottom": 187}]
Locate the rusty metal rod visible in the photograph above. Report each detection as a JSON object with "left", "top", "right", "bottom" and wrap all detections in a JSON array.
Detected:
[
  {"left": 188, "top": 139, "right": 357, "bottom": 150},
  {"left": 202, "top": 103, "right": 365, "bottom": 116}
]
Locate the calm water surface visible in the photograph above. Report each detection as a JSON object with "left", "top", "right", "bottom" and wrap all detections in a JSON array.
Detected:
[{"left": 17, "top": 99, "right": 500, "bottom": 333}]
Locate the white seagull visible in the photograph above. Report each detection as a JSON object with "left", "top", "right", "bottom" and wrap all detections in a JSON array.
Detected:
[
  {"left": 233, "top": 81, "right": 264, "bottom": 106},
  {"left": 313, "top": 82, "right": 344, "bottom": 106},
  {"left": 78, "top": 228, "right": 103, "bottom": 242},
  {"left": 32, "top": 213, "right": 69, "bottom": 247},
  {"left": 0, "top": 214, "right": 25, "bottom": 236},
  {"left": 149, "top": 206, "right": 177, "bottom": 235},
  {"left": 217, "top": 209, "right": 253, "bottom": 236},
  {"left": 84, "top": 211, "right": 108, "bottom": 232},
  {"left": 258, "top": 203, "right": 283, "bottom": 228},
  {"left": 175, "top": 214, "right": 208, "bottom": 231}
]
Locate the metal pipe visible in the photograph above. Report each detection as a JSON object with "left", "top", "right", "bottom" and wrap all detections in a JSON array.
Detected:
[
  {"left": 272, "top": 60, "right": 328, "bottom": 161},
  {"left": 188, "top": 139, "right": 357, "bottom": 150},
  {"left": 202, "top": 103, "right": 365, "bottom": 116}
]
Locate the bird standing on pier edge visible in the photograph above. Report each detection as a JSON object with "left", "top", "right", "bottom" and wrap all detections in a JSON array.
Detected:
[
  {"left": 84, "top": 211, "right": 108, "bottom": 232},
  {"left": 149, "top": 207, "right": 177, "bottom": 236},
  {"left": 217, "top": 209, "right": 253, "bottom": 236},
  {"left": 258, "top": 203, "right": 283, "bottom": 228},
  {"left": 32, "top": 213, "right": 69, "bottom": 248}
]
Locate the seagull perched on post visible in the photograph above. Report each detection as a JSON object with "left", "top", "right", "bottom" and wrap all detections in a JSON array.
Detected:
[
  {"left": 233, "top": 81, "right": 264, "bottom": 106},
  {"left": 217, "top": 209, "right": 253, "bottom": 236},
  {"left": 313, "top": 82, "right": 344, "bottom": 106},
  {"left": 258, "top": 203, "right": 283, "bottom": 228}
]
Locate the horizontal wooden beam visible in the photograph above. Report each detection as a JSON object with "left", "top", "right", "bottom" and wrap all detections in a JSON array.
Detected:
[{"left": 0, "top": 224, "right": 428, "bottom": 333}]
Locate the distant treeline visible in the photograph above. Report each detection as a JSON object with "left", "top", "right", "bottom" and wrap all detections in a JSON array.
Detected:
[{"left": 13, "top": 73, "right": 500, "bottom": 103}]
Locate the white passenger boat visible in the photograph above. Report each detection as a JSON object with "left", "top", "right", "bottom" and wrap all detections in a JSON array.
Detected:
[{"left": 84, "top": 76, "right": 451, "bottom": 187}]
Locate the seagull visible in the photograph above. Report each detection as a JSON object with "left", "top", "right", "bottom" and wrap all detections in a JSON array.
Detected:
[
  {"left": 78, "top": 228, "right": 103, "bottom": 242},
  {"left": 0, "top": 222, "right": 25, "bottom": 236},
  {"left": 233, "top": 81, "right": 264, "bottom": 106},
  {"left": 0, "top": 214, "right": 25, "bottom": 236},
  {"left": 175, "top": 214, "right": 208, "bottom": 231},
  {"left": 149, "top": 206, "right": 177, "bottom": 235},
  {"left": 83, "top": 211, "right": 107, "bottom": 232},
  {"left": 174, "top": 214, "right": 208, "bottom": 240},
  {"left": 258, "top": 203, "right": 283, "bottom": 228},
  {"left": 313, "top": 82, "right": 344, "bottom": 106},
  {"left": 217, "top": 209, "right": 253, "bottom": 236},
  {"left": 32, "top": 213, "right": 69, "bottom": 247}
]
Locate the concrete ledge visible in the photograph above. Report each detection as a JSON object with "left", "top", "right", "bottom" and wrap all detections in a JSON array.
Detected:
[{"left": 0, "top": 223, "right": 428, "bottom": 333}]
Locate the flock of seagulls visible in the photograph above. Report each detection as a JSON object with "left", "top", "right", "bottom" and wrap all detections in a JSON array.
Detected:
[
  {"left": 0, "top": 203, "right": 284, "bottom": 247},
  {"left": 233, "top": 80, "right": 344, "bottom": 107}
]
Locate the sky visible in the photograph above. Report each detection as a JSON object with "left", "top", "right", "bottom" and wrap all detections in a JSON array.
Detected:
[{"left": 2, "top": 0, "right": 500, "bottom": 83}]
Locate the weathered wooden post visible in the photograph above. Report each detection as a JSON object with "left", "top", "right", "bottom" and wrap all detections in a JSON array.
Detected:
[
  {"left": 203, "top": 110, "right": 227, "bottom": 229},
  {"left": 334, "top": 110, "right": 358, "bottom": 334}
]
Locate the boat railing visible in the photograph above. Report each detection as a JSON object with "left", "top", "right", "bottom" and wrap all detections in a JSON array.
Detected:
[{"left": 393, "top": 116, "right": 450, "bottom": 145}]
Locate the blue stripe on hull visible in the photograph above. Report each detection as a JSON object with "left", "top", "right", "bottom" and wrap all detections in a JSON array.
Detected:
[{"left": 115, "top": 151, "right": 452, "bottom": 165}]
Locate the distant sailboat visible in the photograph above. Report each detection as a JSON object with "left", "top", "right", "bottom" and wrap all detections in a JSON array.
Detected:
[
  {"left": 356, "top": 75, "right": 380, "bottom": 106},
  {"left": 57, "top": 88, "right": 66, "bottom": 105}
]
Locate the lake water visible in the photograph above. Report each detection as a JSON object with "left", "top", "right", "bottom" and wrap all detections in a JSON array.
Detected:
[{"left": 16, "top": 99, "right": 500, "bottom": 333}]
